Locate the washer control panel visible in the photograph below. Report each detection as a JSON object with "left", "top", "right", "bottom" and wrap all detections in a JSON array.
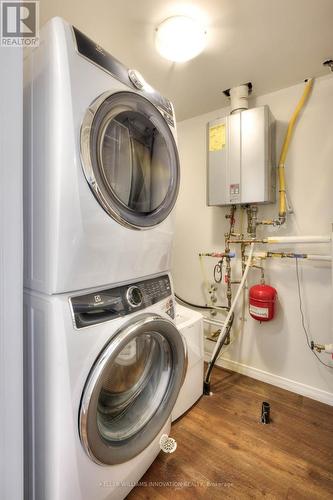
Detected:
[{"left": 70, "top": 275, "right": 172, "bottom": 329}]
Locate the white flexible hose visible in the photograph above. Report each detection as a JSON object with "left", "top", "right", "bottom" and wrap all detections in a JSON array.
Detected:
[{"left": 210, "top": 242, "right": 255, "bottom": 361}]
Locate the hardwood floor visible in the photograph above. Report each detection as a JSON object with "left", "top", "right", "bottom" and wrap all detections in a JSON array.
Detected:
[{"left": 128, "top": 367, "right": 333, "bottom": 499}]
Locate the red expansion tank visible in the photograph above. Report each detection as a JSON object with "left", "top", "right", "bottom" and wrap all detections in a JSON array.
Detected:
[{"left": 249, "top": 284, "right": 277, "bottom": 322}]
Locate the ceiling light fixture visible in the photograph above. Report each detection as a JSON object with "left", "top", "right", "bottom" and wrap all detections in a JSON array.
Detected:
[{"left": 155, "top": 16, "right": 207, "bottom": 63}]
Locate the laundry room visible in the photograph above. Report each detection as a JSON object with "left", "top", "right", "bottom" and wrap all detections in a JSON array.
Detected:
[{"left": 1, "top": 1, "right": 333, "bottom": 499}]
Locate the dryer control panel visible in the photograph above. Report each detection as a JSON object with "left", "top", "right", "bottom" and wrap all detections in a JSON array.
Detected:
[
  {"left": 70, "top": 275, "right": 173, "bottom": 329},
  {"left": 72, "top": 26, "right": 175, "bottom": 127}
]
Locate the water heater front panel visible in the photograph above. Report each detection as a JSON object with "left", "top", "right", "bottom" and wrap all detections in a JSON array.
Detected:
[
  {"left": 207, "top": 105, "right": 275, "bottom": 206},
  {"left": 206, "top": 117, "right": 228, "bottom": 205}
]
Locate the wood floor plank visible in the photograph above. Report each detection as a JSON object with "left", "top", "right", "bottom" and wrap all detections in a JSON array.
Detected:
[{"left": 128, "top": 367, "right": 333, "bottom": 499}]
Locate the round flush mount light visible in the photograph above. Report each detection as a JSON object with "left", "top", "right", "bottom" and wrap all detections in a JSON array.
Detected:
[{"left": 155, "top": 16, "right": 207, "bottom": 63}]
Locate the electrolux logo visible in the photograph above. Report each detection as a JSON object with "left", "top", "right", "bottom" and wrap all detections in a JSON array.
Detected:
[
  {"left": 1, "top": 1, "right": 39, "bottom": 47},
  {"left": 95, "top": 44, "right": 105, "bottom": 55}
]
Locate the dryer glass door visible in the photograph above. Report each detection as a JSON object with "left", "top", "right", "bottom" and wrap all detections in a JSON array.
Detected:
[
  {"left": 81, "top": 91, "right": 180, "bottom": 229},
  {"left": 79, "top": 314, "right": 186, "bottom": 465}
]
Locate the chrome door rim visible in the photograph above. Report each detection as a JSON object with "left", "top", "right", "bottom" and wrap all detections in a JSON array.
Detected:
[
  {"left": 80, "top": 91, "right": 180, "bottom": 230},
  {"left": 79, "top": 313, "right": 187, "bottom": 465}
]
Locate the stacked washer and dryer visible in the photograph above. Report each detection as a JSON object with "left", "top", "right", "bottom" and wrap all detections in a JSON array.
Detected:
[{"left": 23, "top": 17, "right": 203, "bottom": 500}]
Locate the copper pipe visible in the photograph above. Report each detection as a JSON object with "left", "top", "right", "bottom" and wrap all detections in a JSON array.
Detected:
[{"left": 227, "top": 239, "right": 264, "bottom": 244}]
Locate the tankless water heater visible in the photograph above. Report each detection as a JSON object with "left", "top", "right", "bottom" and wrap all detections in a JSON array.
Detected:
[{"left": 207, "top": 105, "right": 275, "bottom": 206}]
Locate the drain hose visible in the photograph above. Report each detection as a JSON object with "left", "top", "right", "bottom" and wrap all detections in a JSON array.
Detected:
[{"left": 204, "top": 243, "right": 255, "bottom": 393}]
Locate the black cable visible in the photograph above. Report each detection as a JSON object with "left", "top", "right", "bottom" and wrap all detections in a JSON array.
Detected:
[
  {"left": 214, "top": 259, "right": 223, "bottom": 283},
  {"left": 175, "top": 294, "right": 229, "bottom": 311},
  {"left": 295, "top": 258, "right": 333, "bottom": 369}
]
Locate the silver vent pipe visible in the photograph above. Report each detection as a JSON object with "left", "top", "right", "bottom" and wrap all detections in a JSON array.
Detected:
[{"left": 229, "top": 84, "right": 250, "bottom": 114}]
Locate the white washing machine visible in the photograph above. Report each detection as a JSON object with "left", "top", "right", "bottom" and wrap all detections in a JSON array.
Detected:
[
  {"left": 172, "top": 305, "right": 204, "bottom": 421},
  {"left": 24, "top": 273, "right": 187, "bottom": 500},
  {"left": 23, "top": 17, "right": 180, "bottom": 295}
]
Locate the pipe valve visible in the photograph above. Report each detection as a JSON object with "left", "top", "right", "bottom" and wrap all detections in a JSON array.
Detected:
[{"left": 311, "top": 342, "right": 333, "bottom": 354}]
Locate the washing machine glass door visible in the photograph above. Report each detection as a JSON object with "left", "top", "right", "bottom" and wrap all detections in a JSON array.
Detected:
[
  {"left": 79, "top": 314, "right": 186, "bottom": 465},
  {"left": 81, "top": 91, "right": 180, "bottom": 229}
]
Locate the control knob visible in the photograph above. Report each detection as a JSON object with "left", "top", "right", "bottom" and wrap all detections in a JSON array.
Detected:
[
  {"left": 126, "top": 286, "right": 143, "bottom": 308},
  {"left": 128, "top": 69, "right": 146, "bottom": 90}
]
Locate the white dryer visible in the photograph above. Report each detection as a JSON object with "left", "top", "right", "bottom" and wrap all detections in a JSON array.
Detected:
[
  {"left": 23, "top": 17, "right": 180, "bottom": 295},
  {"left": 24, "top": 274, "right": 187, "bottom": 500}
]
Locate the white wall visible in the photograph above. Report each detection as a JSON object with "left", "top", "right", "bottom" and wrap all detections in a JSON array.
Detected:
[
  {"left": 173, "top": 75, "right": 333, "bottom": 404},
  {"left": 0, "top": 48, "right": 23, "bottom": 499}
]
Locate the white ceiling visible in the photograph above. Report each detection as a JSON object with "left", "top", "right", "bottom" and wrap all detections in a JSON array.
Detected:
[{"left": 41, "top": 0, "right": 333, "bottom": 121}]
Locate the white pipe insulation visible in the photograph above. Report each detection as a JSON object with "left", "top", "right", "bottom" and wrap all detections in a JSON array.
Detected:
[
  {"left": 265, "top": 235, "right": 331, "bottom": 244},
  {"left": 324, "top": 344, "right": 333, "bottom": 354},
  {"left": 209, "top": 242, "right": 255, "bottom": 361},
  {"left": 305, "top": 254, "right": 331, "bottom": 261},
  {"left": 249, "top": 251, "right": 331, "bottom": 262}
]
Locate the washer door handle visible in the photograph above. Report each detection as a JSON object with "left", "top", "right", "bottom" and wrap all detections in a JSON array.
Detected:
[{"left": 76, "top": 308, "right": 118, "bottom": 327}]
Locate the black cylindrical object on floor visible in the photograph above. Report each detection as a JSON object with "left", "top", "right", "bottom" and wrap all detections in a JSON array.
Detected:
[{"left": 261, "top": 401, "right": 270, "bottom": 424}]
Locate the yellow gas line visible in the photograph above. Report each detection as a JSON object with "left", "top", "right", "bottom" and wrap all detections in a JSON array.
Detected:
[{"left": 277, "top": 78, "right": 314, "bottom": 223}]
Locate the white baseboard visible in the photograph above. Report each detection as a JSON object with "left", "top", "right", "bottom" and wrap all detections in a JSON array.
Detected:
[{"left": 204, "top": 353, "right": 333, "bottom": 406}]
